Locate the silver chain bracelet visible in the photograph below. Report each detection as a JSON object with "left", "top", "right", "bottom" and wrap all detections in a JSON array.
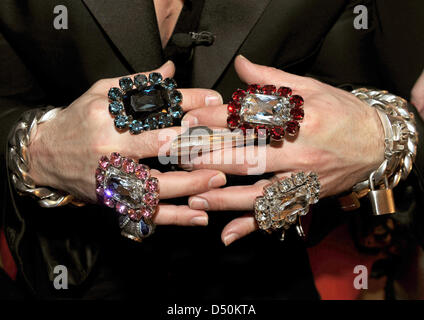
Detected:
[
  {"left": 339, "top": 88, "right": 418, "bottom": 215},
  {"left": 7, "top": 107, "right": 85, "bottom": 208}
]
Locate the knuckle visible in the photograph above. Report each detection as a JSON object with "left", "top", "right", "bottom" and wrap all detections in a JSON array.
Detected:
[
  {"left": 141, "top": 134, "right": 160, "bottom": 157},
  {"left": 91, "top": 135, "right": 108, "bottom": 154},
  {"left": 307, "top": 92, "right": 335, "bottom": 111},
  {"left": 173, "top": 209, "right": 183, "bottom": 225},
  {"left": 86, "top": 98, "right": 105, "bottom": 117},
  {"left": 207, "top": 193, "right": 224, "bottom": 211},
  {"left": 305, "top": 77, "right": 322, "bottom": 87},
  {"left": 188, "top": 92, "right": 197, "bottom": 109},
  {"left": 305, "top": 112, "right": 320, "bottom": 133},
  {"left": 239, "top": 156, "right": 260, "bottom": 174},
  {"left": 88, "top": 96, "right": 104, "bottom": 109},
  {"left": 90, "top": 79, "right": 106, "bottom": 91},
  {"left": 238, "top": 165, "right": 249, "bottom": 175},
  {"left": 214, "top": 196, "right": 225, "bottom": 211},
  {"left": 191, "top": 175, "right": 207, "bottom": 192},
  {"left": 298, "top": 150, "right": 324, "bottom": 168},
  {"left": 267, "top": 66, "right": 280, "bottom": 74}
]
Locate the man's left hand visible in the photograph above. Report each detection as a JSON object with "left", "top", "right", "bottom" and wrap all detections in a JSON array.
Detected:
[{"left": 183, "top": 55, "right": 385, "bottom": 245}]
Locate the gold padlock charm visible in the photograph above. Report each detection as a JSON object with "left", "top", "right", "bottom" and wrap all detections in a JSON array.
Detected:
[{"left": 368, "top": 173, "right": 396, "bottom": 215}]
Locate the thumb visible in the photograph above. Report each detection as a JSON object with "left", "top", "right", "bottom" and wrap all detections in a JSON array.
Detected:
[
  {"left": 234, "top": 55, "right": 305, "bottom": 90},
  {"left": 411, "top": 70, "right": 424, "bottom": 118}
]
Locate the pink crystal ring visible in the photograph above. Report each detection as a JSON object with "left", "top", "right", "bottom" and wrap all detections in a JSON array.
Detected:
[
  {"left": 254, "top": 172, "right": 320, "bottom": 241},
  {"left": 96, "top": 153, "right": 159, "bottom": 241},
  {"left": 227, "top": 84, "right": 304, "bottom": 142}
]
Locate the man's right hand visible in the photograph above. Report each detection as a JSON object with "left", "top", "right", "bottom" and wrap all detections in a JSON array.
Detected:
[{"left": 27, "top": 61, "right": 226, "bottom": 227}]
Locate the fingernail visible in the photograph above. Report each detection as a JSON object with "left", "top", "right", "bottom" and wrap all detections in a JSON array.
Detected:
[
  {"left": 182, "top": 114, "right": 198, "bottom": 125},
  {"left": 190, "top": 216, "right": 208, "bottom": 226},
  {"left": 208, "top": 172, "right": 226, "bottom": 188},
  {"left": 180, "top": 163, "right": 194, "bottom": 171},
  {"left": 189, "top": 197, "right": 209, "bottom": 210},
  {"left": 205, "top": 93, "right": 223, "bottom": 107},
  {"left": 237, "top": 54, "right": 250, "bottom": 62},
  {"left": 223, "top": 233, "right": 239, "bottom": 246}
]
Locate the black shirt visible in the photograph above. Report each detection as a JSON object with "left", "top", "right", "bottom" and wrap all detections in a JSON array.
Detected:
[{"left": 163, "top": 0, "right": 206, "bottom": 88}]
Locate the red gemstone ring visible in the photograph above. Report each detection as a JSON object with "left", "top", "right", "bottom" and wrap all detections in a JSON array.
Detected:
[
  {"left": 96, "top": 153, "right": 159, "bottom": 242},
  {"left": 227, "top": 84, "right": 304, "bottom": 142}
]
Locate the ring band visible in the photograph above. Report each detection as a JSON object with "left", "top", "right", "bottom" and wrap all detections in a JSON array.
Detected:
[
  {"left": 96, "top": 153, "right": 159, "bottom": 242},
  {"left": 254, "top": 172, "right": 320, "bottom": 241},
  {"left": 108, "top": 72, "right": 184, "bottom": 134},
  {"left": 119, "top": 215, "right": 155, "bottom": 242},
  {"left": 227, "top": 84, "right": 304, "bottom": 142}
]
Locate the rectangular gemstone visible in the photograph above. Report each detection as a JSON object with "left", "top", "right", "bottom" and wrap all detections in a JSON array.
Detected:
[
  {"left": 123, "top": 85, "right": 170, "bottom": 121},
  {"left": 270, "top": 191, "right": 309, "bottom": 222},
  {"left": 240, "top": 93, "right": 283, "bottom": 126},
  {"left": 104, "top": 167, "right": 145, "bottom": 209}
]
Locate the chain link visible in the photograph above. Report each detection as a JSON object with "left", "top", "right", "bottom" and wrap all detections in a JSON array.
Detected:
[
  {"left": 351, "top": 88, "right": 418, "bottom": 192},
  {"left": 7, "top": 107, "right": 85, "bottom": 208}
]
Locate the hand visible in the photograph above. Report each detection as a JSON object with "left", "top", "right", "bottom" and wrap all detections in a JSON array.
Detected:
[
  {"left": 28, "top": 61, "right": 226, "bottom": 227},
  {"left": 412, "top": 69, "right": 424, "bottom": 120},
  {"left": 183, "top": 55, "right": 385, "bottom": 244}
]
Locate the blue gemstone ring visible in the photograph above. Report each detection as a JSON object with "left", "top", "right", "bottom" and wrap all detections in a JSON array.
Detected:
[{"left": 108, "top": 72, "right": 184, "bottom": 134}]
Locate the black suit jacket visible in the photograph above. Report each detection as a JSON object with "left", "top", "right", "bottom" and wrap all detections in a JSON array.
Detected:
[{"left": 1, "top": 0, "right": 423, "bottom": 299}]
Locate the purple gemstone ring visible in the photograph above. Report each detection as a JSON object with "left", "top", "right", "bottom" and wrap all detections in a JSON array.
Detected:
[{"left": 95, "top": 152, "right": 159, "bottom": 242}]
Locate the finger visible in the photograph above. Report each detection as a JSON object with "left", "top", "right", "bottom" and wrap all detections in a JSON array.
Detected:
[
  {"left": 152, "top": 170, "right": 227, "bottom": 199},
  {"left": 93, "top": 62, "right": 223, "bottom": 113},
  {"left": 121, "top": 122, "right": 232, "bottom": 159},
  {"left": 179, "top": 88, "right": 223, "bottom": 113},
  {"left": 235, "top": 55, "right": 308, "bottom": 90},
  {"left": 181, "top": 143, "right": 306, "bottom": 175},
  {"left": 188, "top": 179, "right": 269, "bottom": 211},
  {"left": 221, "top": 214, "right": 258, "bottom": 246},
  {"left": 153, "top": 204, "right": 209, "bottom": 226},
  {"left": 94, "top": 60, "right": 176, "bottom": 92},
  {"left": 183, "top": 56, "right": 311, "bottom": 126},
  {"left": 122, "top": 126, "right": 182, "bottom": 159},
  {"left": 183, "top": 104, "right": 227, "bottom": 127}
]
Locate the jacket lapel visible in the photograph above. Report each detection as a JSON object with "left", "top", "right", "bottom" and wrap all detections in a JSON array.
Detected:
[
  {"left": 82, "top": 0, "right": 163, "bottom": 73},
  {"left": 192, "top": 0, "right": 271, "bottom": 89}
]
